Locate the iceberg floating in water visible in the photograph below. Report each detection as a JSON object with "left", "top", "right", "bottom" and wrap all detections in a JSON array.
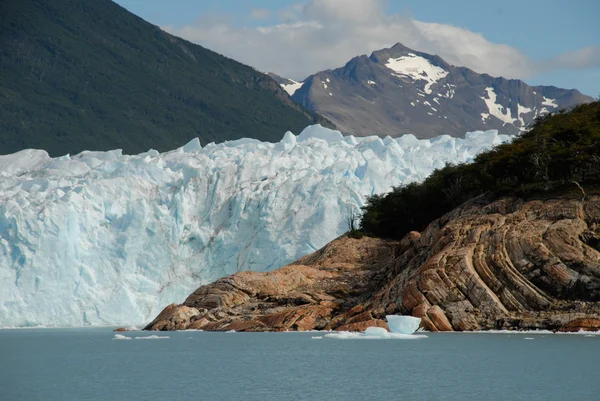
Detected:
[
  {"left": 113, "top": 334, "right": 132, "bottom": 340},
  {"left": 324, "top": 315, "right": 425, "bottom": 339},
  {"left": 386, "top": 315, "right": 421, "bottom": 334},
  {"left": 0, "top": 125, "right": 511, "bottom": 328},
  {"left": 134, "top": 335, "right": 169, "bottom": 340}
]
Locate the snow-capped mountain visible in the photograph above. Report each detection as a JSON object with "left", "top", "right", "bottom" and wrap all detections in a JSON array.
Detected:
[
  {"left": 279, "top": 43, "right": 593, "bottom": 138},
  {"left": 0, "top": 125, "right": 511, "bottom": 327}
]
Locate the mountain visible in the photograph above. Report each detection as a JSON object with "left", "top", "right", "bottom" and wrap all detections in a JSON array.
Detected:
[
  {"left": 0, "top": 0, "right": 325, "bottom": 157},
  {"left": 0, "top": 125, "right": 509, "bottom": 327},
  {"left": 285, "top": 43, "right": 593, "bottom": 138}
]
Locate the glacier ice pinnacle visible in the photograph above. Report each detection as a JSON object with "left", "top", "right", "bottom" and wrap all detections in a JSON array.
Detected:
[{"left": 0, "top": 125, "right": 510, "bottom": 327}]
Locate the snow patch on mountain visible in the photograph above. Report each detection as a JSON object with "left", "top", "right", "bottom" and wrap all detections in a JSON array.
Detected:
[
  {"left": 542, "top": 96, "right": 558, "bottom": 108},
  {"left": 439, "top": 84, "right": 456, "bottom": 99},
  {"left": 385, "top": 54, "right": 448, "bottom": 94},
  {"left": 480, "top": 87, "right": 516, "bottom": 125},
  {"left": 0, "top": 125, "right": 512, "bottom": 328},
  {"left": 281, "top": 79, "right": 303, "bottom": 96},
  {"left": 517, "top": 104, "right": 533, "bottom": 131}
]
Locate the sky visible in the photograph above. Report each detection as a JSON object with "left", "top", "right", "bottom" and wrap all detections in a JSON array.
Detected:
[{"left": 115, "top": 0, "right": 600, "bottom": 97}]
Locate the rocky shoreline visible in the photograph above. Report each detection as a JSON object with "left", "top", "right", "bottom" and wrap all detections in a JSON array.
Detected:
[{"left": 145, "top": 196, "right": 600, "bottom": 333}]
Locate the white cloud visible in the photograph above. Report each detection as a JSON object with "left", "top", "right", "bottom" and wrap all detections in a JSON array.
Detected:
[
  {"left": 547, "top": 46, "right": 600, "bottom": 71},
  {"left": 249, "top": 8, "right": 272, "bottom": 20},
  {"left": 164, "top": 0, "right": 599, "bottom": 82}
]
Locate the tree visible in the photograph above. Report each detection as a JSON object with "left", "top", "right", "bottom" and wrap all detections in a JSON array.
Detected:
[
  {"left": 530, "top": 137, "right": 552, "bottom": 190},
  {"left": 346, "top": 208, "right": 360, "bottom": 236}
]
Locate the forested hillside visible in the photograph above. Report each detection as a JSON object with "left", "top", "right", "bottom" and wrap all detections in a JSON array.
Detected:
[
  {"left": 361, "top": 101, "right": 600, "bottom": 238},
  {"left": 0, "top": 0, "right": 326, "bottom": 156}
]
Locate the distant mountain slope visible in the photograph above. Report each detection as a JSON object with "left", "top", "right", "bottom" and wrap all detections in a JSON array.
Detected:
[
  {"left": 0, "top": 0, "right": 326, "bottom": 156},
  {"left": 288, "top": 43, "right": 593, "bottom": 138}
]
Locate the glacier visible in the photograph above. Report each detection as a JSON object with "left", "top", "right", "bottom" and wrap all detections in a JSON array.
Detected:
[{"left": 0, "top": 125, "right": 511, "bottom": 327}]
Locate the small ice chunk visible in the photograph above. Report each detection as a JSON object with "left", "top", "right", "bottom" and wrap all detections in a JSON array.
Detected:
[
  {"left": 113, "top": 334, "right": 132, "bottom": 340},
  {"left": 311, "top": 336, "right": 323, "bottom": 339},
  {"left": 386, "top": 315, "right": 421, "bottom": 334},
  {"left": 134, "top": 335, "right": 169, "bottom": 340},
  {"left": 364, "top": 327, "right": 388, "bottom": 337}
]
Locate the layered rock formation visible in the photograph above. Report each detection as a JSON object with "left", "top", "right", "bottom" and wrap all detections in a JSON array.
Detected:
[{"left": 146, "top": 196, "right": 600, "bottom": 332}]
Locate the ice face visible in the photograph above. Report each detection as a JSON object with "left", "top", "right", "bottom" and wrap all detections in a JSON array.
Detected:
[
  {"left": 386, "top": 315, "right": 421, "bottom": 334},
  {"left": 0, "top": 125, "right": 511, "bottom": 327}
]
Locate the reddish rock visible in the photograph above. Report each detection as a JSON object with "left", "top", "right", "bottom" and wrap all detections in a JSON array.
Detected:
[
  {"left": 426, "top": 306, "right": 454, "bottom": 332},
  {"left": 559, "top": 318, "right": 600, "bottom": 332},
  {"left": 346, "top": 304, "right": 365, "bottom": 317},
  {"left": 145, "top": 304, "right": 200, "bottom": 331}
]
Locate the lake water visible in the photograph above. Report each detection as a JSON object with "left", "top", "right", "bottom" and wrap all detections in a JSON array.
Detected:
[{"left": 1, "top": 328, "right": 599, "bottom": 401}]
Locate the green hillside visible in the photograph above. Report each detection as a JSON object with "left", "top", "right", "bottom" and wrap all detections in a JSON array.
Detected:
[
  {"left": 361, "top": 101, "right": 600, "bottom": 239},
  {"left": 0, "top": 0, "right": 327, "bottom": 156}
]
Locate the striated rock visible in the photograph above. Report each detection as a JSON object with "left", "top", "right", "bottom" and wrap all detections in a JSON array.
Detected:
[
  {"left": 146, "top": 196, "right": 600, "bottom": 332},
  {"left": 558, "top": 318, "right": 600, "bottom": 332},
  {"left": 145, "top": 304, "right": 201, "bottom": 331},
  {"left": 145, "top": 236, "right": 396, "bottom": 331}
]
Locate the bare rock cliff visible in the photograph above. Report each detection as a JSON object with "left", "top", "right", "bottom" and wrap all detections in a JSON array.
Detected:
[{"left": 145, "top": 196, "right": 600, "bottom": 332}]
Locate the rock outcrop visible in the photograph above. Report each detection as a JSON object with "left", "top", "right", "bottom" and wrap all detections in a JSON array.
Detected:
[{"left": 145, "top": 196, "right": 600, "bottom": 332}]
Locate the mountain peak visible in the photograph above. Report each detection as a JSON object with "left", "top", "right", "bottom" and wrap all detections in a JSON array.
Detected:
[
  {"left": 389, "top": 42, "right": 418, "bottom": 53},
  {"left": 289, "top": 44, "right": 593, "bottom": 139}
]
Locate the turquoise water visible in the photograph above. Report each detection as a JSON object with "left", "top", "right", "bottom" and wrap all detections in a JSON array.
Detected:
[{"left": 1, "top": 328, "right": 599, "bottom": 400}]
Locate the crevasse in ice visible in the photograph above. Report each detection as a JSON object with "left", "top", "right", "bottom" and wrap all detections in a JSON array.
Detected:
[{"left": 0, "top": 125, "right": 511, "bottom": 327}]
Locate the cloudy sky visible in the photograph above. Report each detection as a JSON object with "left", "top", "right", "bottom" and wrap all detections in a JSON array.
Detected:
[{"left": 115, "top": 0, "right": 600, "bottom": 96}]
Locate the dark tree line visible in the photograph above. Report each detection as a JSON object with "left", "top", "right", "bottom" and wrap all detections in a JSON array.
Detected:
[{"left": 360, "top": 101, "right": 600, "bottom": 239}]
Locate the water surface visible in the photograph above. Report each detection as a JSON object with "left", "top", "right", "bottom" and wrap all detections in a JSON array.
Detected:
[{"left": 1, "top": 328, "right": 598, "bottom": 400}]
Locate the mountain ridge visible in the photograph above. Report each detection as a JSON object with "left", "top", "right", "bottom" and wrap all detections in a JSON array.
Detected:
[{"left": 284, "top": 43, "right": 593, "bottom": 138}]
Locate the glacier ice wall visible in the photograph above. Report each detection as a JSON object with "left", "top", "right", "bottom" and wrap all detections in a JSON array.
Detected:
[{"left": 0, "top": 125, "right": 511, "bottom": 327}]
